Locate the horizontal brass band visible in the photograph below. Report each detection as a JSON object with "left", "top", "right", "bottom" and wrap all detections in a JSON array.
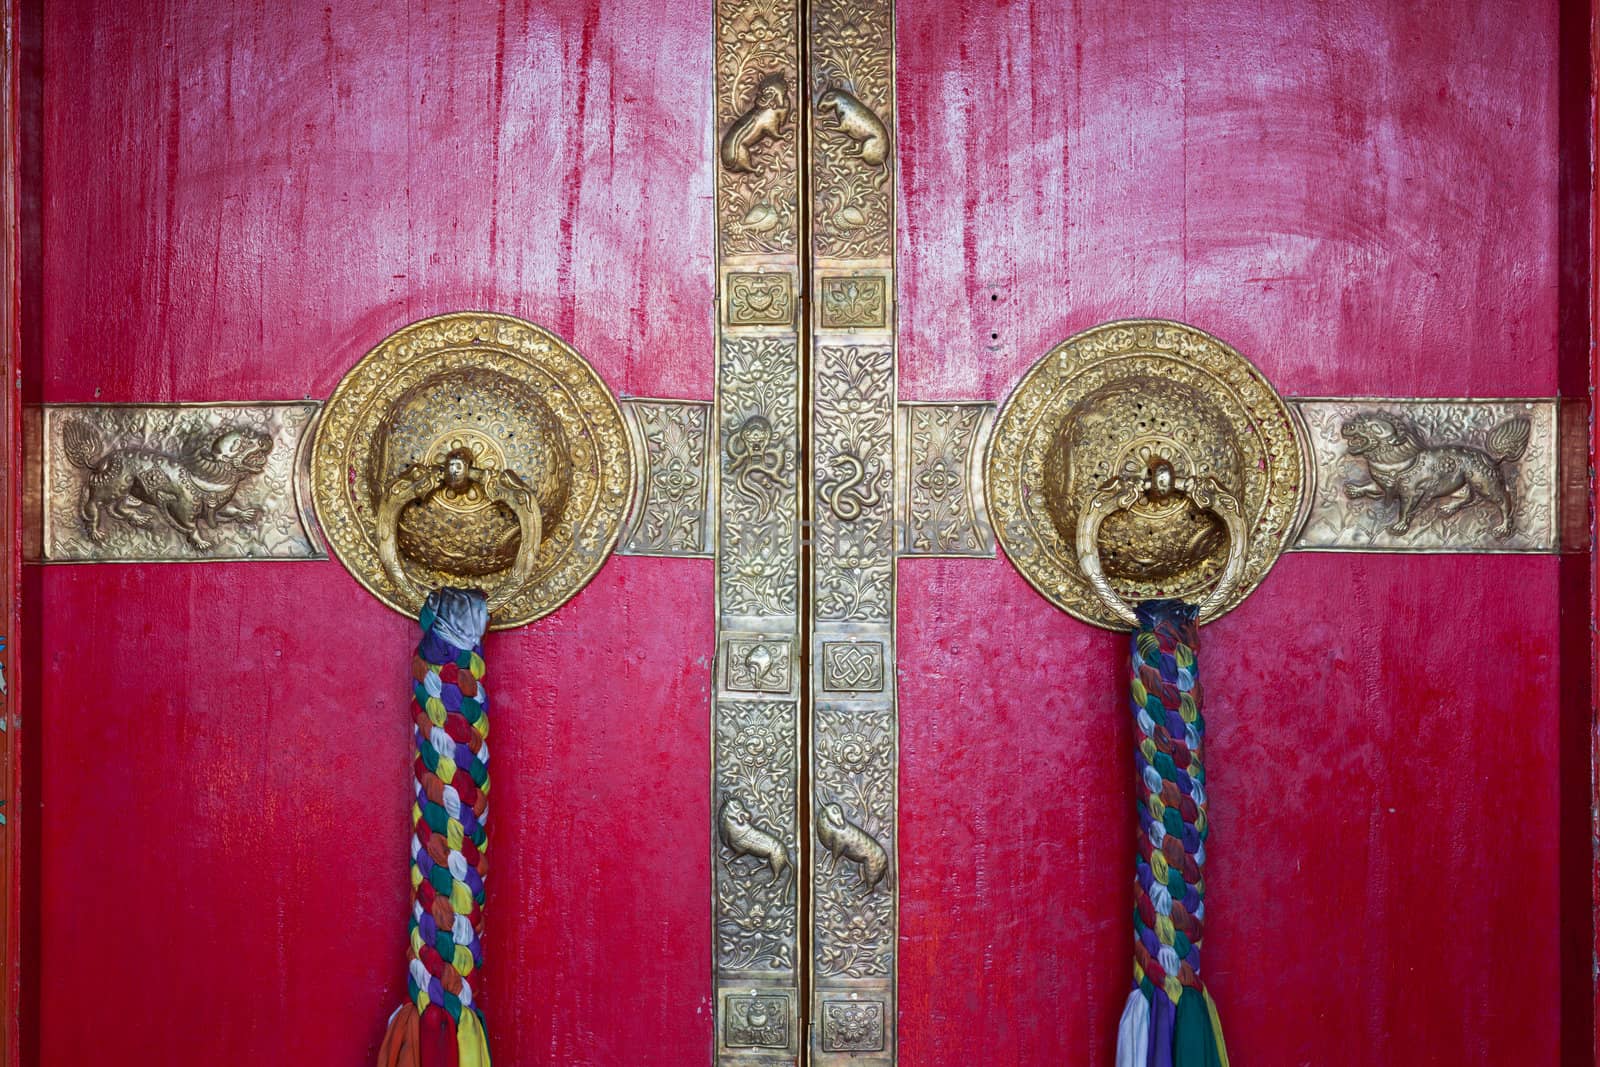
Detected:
[
  {"left": 905, "top": 397, "right": 1573, "bottom": 559},
  {"left": 25, "top": 401, "right": 324, "bottom": 564},
  {"left": 28, "top": 395, "right": 1570, "bottom": 570},
  {"left": 1293, "top": 398, "right": 1563, "bottom": 553}
]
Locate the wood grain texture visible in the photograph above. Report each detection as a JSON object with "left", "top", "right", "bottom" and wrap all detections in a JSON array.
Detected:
[
  {"left": 25, "top": 1, "right": 714, "bottom": 1064},
  {"left": 896, "top": 1, "right": 1572, "bottom": 1063}
]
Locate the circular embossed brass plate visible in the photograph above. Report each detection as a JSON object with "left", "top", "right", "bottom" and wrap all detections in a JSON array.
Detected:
[
  {"left": 313, "top": 312, "right": 632, "bottom": 629},
  {"left": 986, "top": 320, "right": 1308, "bottom": 629}
]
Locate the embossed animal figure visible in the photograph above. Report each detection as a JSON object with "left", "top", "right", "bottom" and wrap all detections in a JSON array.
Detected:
[
  {"left": 720, "top": 73, "right": 791, "bottom": 174},
  {"left": 1341, "top": 412, "right": 1530, "bottom": 538},
  {"left": 816, "top": 87, "right": 890, "bottom": 184},
  {"left": 726, "top": 414, "right": 788, "bottom": 522},
  {"left": 718, "top": 797, "right": 792, "bottom": 890},
  {"left": 816, "top": 800, "right": 888, "bottom": 893},
  {"left": 819, "top": 450, "right": 882, "bottom": 522},
  {"left": 62, "top": 419, "right": 274, "bottom": 551}
]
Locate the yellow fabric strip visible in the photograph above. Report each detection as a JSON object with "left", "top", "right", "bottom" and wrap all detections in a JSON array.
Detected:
[
  {"left": 458, "top": 1008, "right": 491, "bottom": 1067},
  {"left": 1204, "top": 990, "right": 1230, "bottom": 1067}
]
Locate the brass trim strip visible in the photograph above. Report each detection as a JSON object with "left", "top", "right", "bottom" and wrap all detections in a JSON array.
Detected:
[
  {"left": 25, "top": 401, "right": 324, "bottom": 564},
  {"left": 893, "top": 397, "right": 1571, "bottom": 559},
  {"left": 1559, "top": 398, "right": 1589, "bottom": 553},
  {"left": 713, "top": 0, "right": 805, "bottom": 1061},
  {"left": 617, "top": 397, "right": 714, "bottom": 558},
  {"left": 806, "top": 0, "right": 898, "bottom": 1060},
  {"left": 1291, "top": 397, "right": 1561, "bottom": 553}
]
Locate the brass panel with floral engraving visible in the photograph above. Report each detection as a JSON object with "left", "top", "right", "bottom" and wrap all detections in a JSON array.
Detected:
[
  {"left": 897, "top": 401, "right": 995, "bottom": 557},
  {"left": 714, "top": 1, "right": 804, "bottom": 1062},
  {"left": 807, "top": 0, "right": 899, "bottom": 1061},
  {"left": 618, "top": 398, "right": 713, "bottom": 558}
]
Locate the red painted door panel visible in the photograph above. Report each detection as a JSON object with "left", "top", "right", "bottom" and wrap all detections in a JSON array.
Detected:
[
  {"left": 20, "top": 1, "right": 1590, "bottom": 1066},
  {"left": 25, "top": 2, "right": 713, "bottom": 1065},
  {"left": 896, "top": 1, "right": 1576, "bottom": 1065}
]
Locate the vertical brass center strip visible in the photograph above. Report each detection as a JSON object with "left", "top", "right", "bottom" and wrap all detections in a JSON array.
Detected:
[
  {"left": 805, "top": 0, "right": 898, "bottom": 1060},
  {"left": 712, "top": 1, "right": 806, "bottom": 1061}
]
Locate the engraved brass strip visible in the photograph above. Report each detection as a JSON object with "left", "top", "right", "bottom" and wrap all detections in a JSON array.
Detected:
[
  {"left": 1292, "top": 398, "right": 1560, "bottom": 552},
  {"left": 714, "top": 0, "right": 804, "bottom": 1061},
  {"left": 899, "top": 395, "right": 1568, "bottom": 559},
  {"left": 27, "top": 402, "right": 323, "bottom": 563},
  {"left": 807, "top": 0, "right": 898, "bottom": 1060},
  {"left": 618, "top": 398, "right": 713, "bottom": 558},
  {"left": 897, "top": 401, "right": 996, "bottom": 558}
]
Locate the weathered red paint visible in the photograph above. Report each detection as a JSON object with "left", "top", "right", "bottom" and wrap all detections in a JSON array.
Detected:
[
  {"left": 0, "top": 3, "right": 19, "bottom": 1065},
  {"left": 22, "top": 2, "right": 713, "bottom": 1064},
  {"left": 14, "top": 1, "right": 1597, "bottom": 1065},
  {"left": 897, "top": 1, "right": 1585, "bottom": 1064}
]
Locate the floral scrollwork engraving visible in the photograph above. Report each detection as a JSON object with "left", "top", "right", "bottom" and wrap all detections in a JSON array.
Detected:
[
  {"left": 904, "top": 403, "right": 991, "bottom": 555},
  {"left": 720, "top": 338, "right": 800, "bottom": 618},
  {"left": 821, "top": 1000, "right": 885, "bottom": 1053},
  {"left": 717, "top": 0, "right": 800, "bottom": 256},
  {"left": 809, "top": 0, "right": 894, "bottom": 261},
  {"left": 620, "top": 400, "right": 710, "bottom": 556},
  {"left": 715, "top": 701, "right": 798, "bottom": 973},
  {"left": 813, "top": 346, "right": 893, "bottom": 622},
  {"left": 818, "top": 274, "right": 887, "bottom": 330}
]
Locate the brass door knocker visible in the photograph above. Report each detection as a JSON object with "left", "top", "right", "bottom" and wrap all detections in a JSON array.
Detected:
[
  {"left": 987, "top": 320, "right": 1311, "bottom": 1067},
  {"left": 1076, "top": 459, "right": 1249, "bottom": 627},
  {"left": 376, "top": 446, "right": 544, "bottom": 612},
  {"left": 986, "top": 319, "right": 1307, "bottom": 629},
  {"left": 311, "top": 311, "right": 632, "bottom": 628},
  {"left": 307, "top": 312, "right": 635, "bottom": 1065}
]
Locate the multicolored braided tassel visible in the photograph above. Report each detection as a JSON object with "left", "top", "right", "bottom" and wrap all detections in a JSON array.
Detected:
[
  {"left": 379, "top": 588, "right": 493, "bottom": 1067},
  {"left": 1115, "top": 600, "right": 1229, "bottom": 1067}
]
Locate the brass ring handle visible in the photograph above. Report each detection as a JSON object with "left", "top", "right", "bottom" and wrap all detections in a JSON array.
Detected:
[
  {"left": 480, "top": 469, "right": 543, "bottom": 611},
  {"left": 377, "top": 458, "right": 544, "bottom": 615},
  {"left": 1075, "top": 465, "right": 1250, "bottom": 627}
]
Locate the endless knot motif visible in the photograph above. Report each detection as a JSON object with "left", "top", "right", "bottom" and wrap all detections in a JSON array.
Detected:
[{"left": 821, "top": 641, "right": 885, "bottom": 693}]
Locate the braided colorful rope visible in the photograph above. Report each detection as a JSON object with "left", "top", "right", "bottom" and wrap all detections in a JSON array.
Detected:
[
  {"left": 1115, "top": 600, "right": 1229, "bottom": 1067},
  {"left": 379, "top": 588, "right": 493, "bottom": 1067}
]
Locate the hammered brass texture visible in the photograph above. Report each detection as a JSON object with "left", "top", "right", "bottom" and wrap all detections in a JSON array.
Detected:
[
  {"left": 1292, "top": 398, "right": 1559, "bottom": 552},
  {"left": 807, "top": 0, "right": 899, "bottom": 1060},
  {"left": 30, "top": 401, "right": 323, "bottom": 563},
  {"left": 713, "top": 0, "right": 804, "bottom": 1058},
  {"left": 988, "top": 320, "right": 1307, "bottom": 630},
  {"left": 311, "top": 312, "right": 631, "bottom": 629}
]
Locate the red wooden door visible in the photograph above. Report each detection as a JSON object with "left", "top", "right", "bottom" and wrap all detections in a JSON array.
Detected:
[
  {"left": 11, "top": 1, "right": 1595, "bottom": 1066},
  {"left": 21, "top": 2, "right": 715, "bottom": 1064},
  {"left": 895, "top": 1, "right": 1590, "bottom": 1065}
]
